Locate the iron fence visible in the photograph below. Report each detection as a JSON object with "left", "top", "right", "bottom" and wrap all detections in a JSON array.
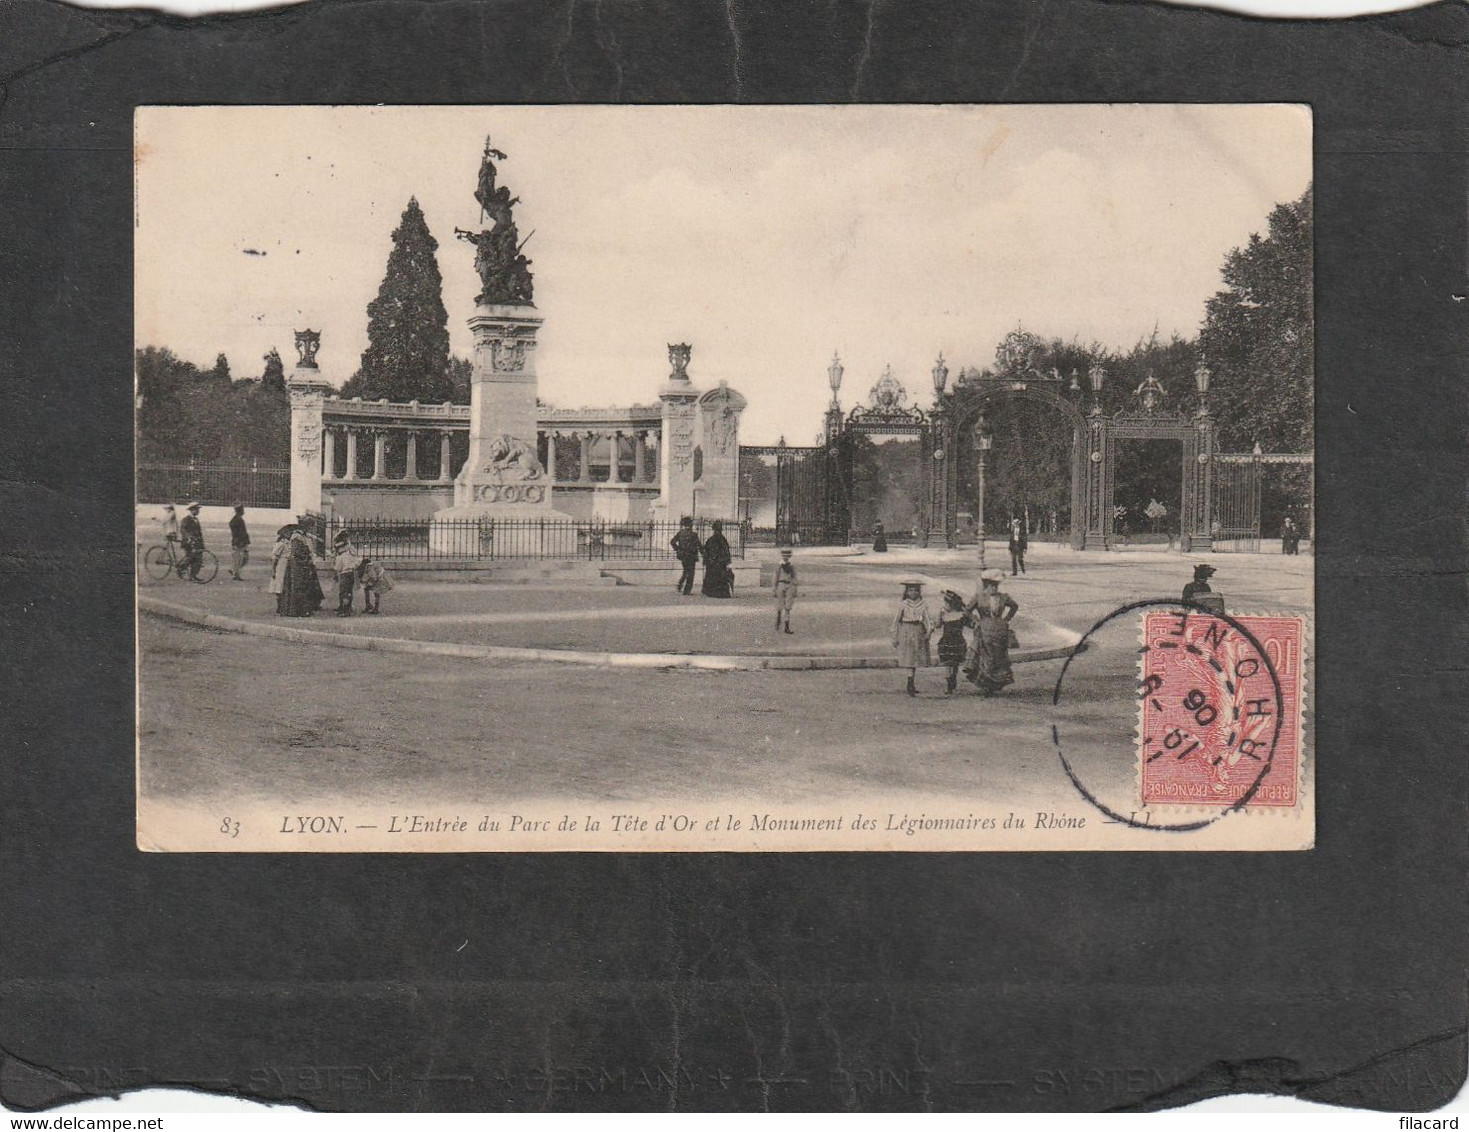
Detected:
[
  {"left": 138, "top": 460, "right": 290, "bottom": 508},
  {"left": 742, "top": 519, "right": 847, "bottom": 548},
  {"left": 326, "top": 516, "right": 746, "bottom": 562}
]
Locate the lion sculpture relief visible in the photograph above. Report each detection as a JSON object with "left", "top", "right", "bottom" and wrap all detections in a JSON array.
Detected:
[{"left": 481, "top": 434, "right": 544, "bottom": 481}]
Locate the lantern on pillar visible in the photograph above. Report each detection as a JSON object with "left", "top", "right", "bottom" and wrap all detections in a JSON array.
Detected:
[
  {"left": 930, "top": 352, "right": 949, "bottom": 397},
  {"left": 827, "top": 351, "right": 844, "bottom": 409},
  {"left": 1087, "top": 363, "right": 1107, "bottom": 416},
  {"left": 1194, "top": 357, "right": 1212, "bottom": 417}
]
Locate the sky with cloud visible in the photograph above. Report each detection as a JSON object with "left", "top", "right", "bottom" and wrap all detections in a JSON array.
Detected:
[{"left": 136, "top": 105, "right": 1310, "bottom": 444}]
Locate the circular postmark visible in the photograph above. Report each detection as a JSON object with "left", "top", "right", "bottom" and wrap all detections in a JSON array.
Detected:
[{"left": 1048, "top": 599, "right": 1288, "bottom": 833}]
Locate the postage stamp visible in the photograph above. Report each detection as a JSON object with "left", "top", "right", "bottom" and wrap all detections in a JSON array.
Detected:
[{"left": 1137, "top": 610, "right": 1307, "bottom": 811}]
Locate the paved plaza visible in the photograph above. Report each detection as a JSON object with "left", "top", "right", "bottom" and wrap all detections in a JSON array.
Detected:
[{"left": 138, "top": 544, "right": 1311, "bottom": 837}]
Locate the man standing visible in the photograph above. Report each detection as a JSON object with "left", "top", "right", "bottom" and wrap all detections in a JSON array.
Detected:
[
  {"left": 670, "top": 516, "right": 700, "bottom": 596},
  {"left": 228, "top": 504, "right": 250, "bottom": 581},
  {"left": 1008, "top": 517, "right": 1028, "bottom": 576},
  {"left": 178, "top": 501, "right": 205, "bottom": 580},
  {"left": 1282, "top": 517, "right": 1299, "bottom": 555}
]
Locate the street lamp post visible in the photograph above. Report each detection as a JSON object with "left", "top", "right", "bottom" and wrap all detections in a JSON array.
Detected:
[
  {"left": 930, "top": 353, "right": 949, "bottom": 548},
  {"left": 973, "top": 415, "right": 992, "bottom": 569}
]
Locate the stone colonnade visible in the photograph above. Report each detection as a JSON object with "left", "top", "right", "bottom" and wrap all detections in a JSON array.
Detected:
[
  {"left": 320, "top": 424, "right": 459, "bottom": 482},
  {"left": 544, "top": 428, "right": 659, "bottom": 485},
  {"left": 317, "top": 423, "right": 662, "bottom": 485}
]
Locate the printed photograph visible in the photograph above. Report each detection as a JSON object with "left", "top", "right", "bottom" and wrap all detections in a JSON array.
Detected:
[{"left": 134, "top": 105, "right": 1314, "bottom": 850}]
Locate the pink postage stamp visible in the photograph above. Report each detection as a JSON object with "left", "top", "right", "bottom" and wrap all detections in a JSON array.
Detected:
[{"left": 1138, "top": 610, "right": 1306, "bottom": 810}]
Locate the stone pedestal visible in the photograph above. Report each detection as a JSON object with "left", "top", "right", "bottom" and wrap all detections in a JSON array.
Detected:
[
  {"left": 432, "top": 303, "right": 571, "bottom": 545},
  {"left": 695, "top": 382, "right": 746, "bottom": 521},
  {"left": 592, "top": 485, "right": 632, "bottom": 523},
  {"left": 287, "top": 387, "right": 326, "bottom": 518}
]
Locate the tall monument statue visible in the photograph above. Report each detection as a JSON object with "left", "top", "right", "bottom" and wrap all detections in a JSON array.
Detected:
[
  {"left": 433, "top": 135, "right": 568, "bottom": 537},
  {"left": 453, "top": 137, "right": 534, "bottom": 307}
]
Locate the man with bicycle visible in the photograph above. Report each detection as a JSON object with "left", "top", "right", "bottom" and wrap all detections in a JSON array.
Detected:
[{"left": 178, "top": 501, "right": 206, "bottom": 581}]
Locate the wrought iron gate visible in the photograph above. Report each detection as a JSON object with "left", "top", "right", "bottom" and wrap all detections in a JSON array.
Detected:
[
  {"left": 836, "top": 366, "right": 933, "bottom": 543},
  {"left": 1213, "top": 456, "right": 1262, "bottom": 551},
  {"left": 737, "top": 443, "right": 843, "bottom": 545}
]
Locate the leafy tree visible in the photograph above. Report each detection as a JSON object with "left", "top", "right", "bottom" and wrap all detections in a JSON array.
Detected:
[
  {"left": 136, "top": 346, "right": 199, "bottom": 463},
  {"left": 135, "top": 346, "right": 288, "bottom": 467},
  {"left": 847, "top": 433, "right": 925, "bottom": 535},
  {"left": 447, "top": 355, "right": 473, "bottom": 405},
  {"left": 210, "top": 352, "right": 231, "bottom": 384},
  {"left": 260, "top": 347, "right": 286, "bottom": 391},
  {"left": 1200, "top": 186, "right": 1313, "bottom": 453},
  {"left": 341, "top": 197, "right": 453, "bottom": 402}
]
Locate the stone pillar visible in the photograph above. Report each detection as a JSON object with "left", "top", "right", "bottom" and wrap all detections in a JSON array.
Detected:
[
  {"left": 695, "top": 381, "right": 747, "bottom": 522},
  {"left": 606, "top": 431, "right": 621, "bottom": 483},
  {"left": 371, "top": 431, "right": 387, "bottom": 481},
  {"left": 288, "top": 389, "right": 325, "bottom": 517},
  {"left": 657, "top": 350, "right": 699, "bottom": 521},
  {"left": 439, "top": 431, "right": 453, "bottom": 481},
  {"left": 344, "top": 427, "right": 359, "bottom": 481},
  {"left": 633, "top": 431, "right": 646, "bottom": 483},
  {"left": 404, "top": 431, "right": 418, "bottom": 481},
  {"left": 578, "top": 432, "right": 592, "bottom": 482},
  {"left": 544, "top": 431, "right": 557, "bottom": 482},
  {"left": 321, "top": 425, "right": 333, "bottom": 479}
]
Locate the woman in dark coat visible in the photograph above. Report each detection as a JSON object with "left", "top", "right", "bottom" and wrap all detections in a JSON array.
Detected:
[
  {"left": 282, "top": 526, "right": 324, "bottom": 617},
  {"left": 700, "top": 520, "right": 733, "bottom": 598},
  {"left": 871, "top": 520, "right": 888, "bottom": 553}
]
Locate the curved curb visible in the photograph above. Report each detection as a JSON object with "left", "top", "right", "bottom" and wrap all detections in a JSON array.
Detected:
[{"left": 138, "top": 594, "right": 1083, "bottom": 671}]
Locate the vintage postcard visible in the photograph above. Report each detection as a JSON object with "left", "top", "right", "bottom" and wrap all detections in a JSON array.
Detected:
[{"left": 134, "top": 105, "right": 1314, "bottom": 851}]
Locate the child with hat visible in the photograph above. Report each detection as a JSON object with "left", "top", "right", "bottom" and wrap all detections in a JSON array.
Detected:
[
  {"left": 771, "top": 548, "right": 799, "bottom": 633},
  {"left": 891, "top": 579, "right": 936, "bottom": 697},
  {"left": 358, "top": 555, "right": 394, "bottom": 615},
  {"left": 331, "top": 530, "right": 363, "bottom": 616},
  {"left": 936, "top": 589, "right": 969, "bottom": 695},
  {"left": 160, "top": 505, "right": 180, "bottom": 564},
  {"left": 270, "top": 525, "right": 294, "bottom": 614}
]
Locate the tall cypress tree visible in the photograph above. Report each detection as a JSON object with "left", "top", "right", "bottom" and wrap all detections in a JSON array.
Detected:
[{"left": 343, "top": 197, "right": 453, "bottom": 402}]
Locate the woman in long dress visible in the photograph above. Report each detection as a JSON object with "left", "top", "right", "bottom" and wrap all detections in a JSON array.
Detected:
[
  {"left": 964, "top": 569, "right": 1019, "bottom": 695},
  {"left": 269, "top": 525, "right": 293, "bottom": 615},
  {"left": 700, "top": 520, "right": 733, "bottom": 598},
  {"left": 892, "top": 580, "right": 935, "bottom": 696},
  {"left": 282, "top": 526, "right": 323, "bottom": 617}
]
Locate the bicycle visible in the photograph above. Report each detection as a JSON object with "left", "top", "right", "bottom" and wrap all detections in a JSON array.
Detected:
[{"left": 142, "top": 540, "right": 219, "bottom": 583}]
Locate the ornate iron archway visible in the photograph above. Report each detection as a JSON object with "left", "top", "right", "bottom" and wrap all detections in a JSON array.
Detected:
[
  {"left": 836, "top": 365, "right": 936, "bottom": 542},
  {"left": 930, "top": 363, "right": 1217, "bottom": 550},
  {"left": 937, "top": 366, "right": 1091, "bottom": 549},
  {"left": 802, "top": 352, "right": 1222, "bottom": 551}
]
